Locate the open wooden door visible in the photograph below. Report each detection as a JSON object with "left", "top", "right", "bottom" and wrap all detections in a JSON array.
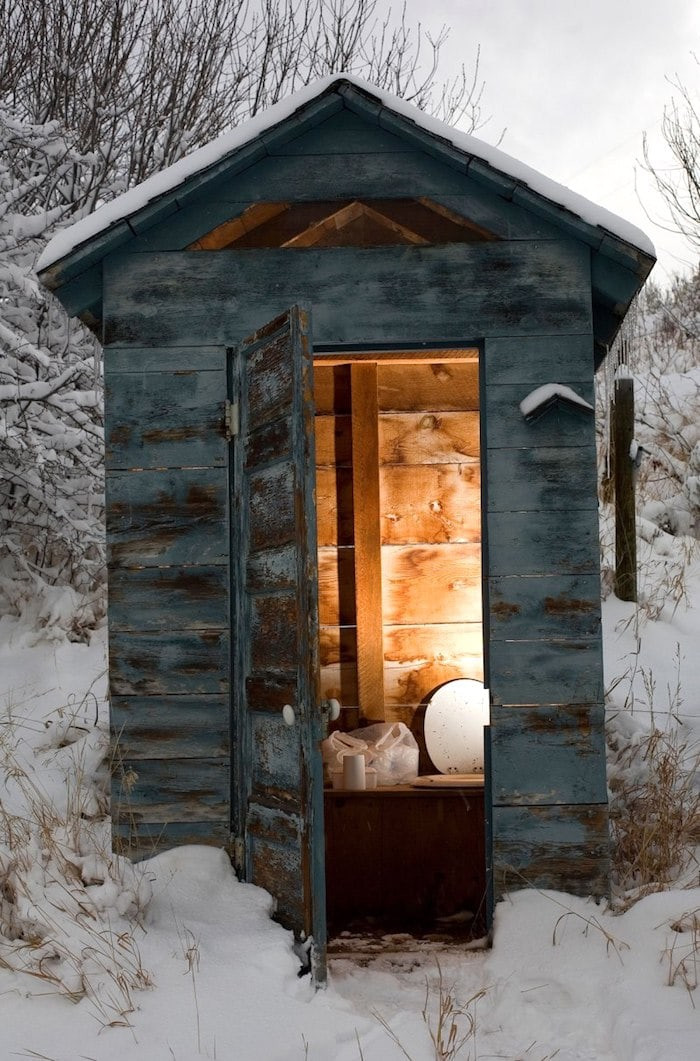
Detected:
[{"left": 230, "top": 306, "right": 327, "bottom": 982}]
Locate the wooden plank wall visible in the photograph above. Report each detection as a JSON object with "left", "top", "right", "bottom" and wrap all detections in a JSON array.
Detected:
[
  {"left": 483, "top": 334, "right": 609, "bottom": 899},
  {"left": 105, "top": 345, "right": 231, "bottom": 858},
  {"left": 315, "top": 358, "right": 482, "bottom": 753}
]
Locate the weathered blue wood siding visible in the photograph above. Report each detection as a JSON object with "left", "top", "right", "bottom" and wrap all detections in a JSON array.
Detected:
[
  {"left": 483, "top": 332, "right": 608, "bottom": 897},
  {"left": 100, "top": 100, "right": 609, "bottom": 900},
  {"left": 105, "top": 345, "right": 231, "bottom": 859},
  {"left": 103, "top": 242, "right": 591, "bottom": 348}
]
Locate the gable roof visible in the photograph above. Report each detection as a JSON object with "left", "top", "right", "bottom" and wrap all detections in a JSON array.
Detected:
[{"left": 37, "top": 73, "right": 655, "bottom": 353}]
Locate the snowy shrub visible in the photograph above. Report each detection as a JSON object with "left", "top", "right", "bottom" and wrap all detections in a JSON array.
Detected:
[
  {"left": 0, "top": 691, "right": 153, "bottom": 1022},
  {"left": 630, "top": 277, "right": 700, "bottom": 540},
  {"left": 0, "top": 0, "right": 487, "bottom": 639},
  {"left": 0, "top": 107, "right": 105, "bottom": 638},
  {"left": 597, "top": 275, "right": 700, "bottom": 615}
]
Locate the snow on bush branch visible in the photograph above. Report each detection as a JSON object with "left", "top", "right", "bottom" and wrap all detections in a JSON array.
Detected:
[
  {"left": 627, "top": 277, "right": 700, "bottom": 541},
  {"left": 0, "top": 0, "right": 488, "bottom": 637},
  {"left": 0, "top": 107, "right": 105, "bottom": 636}
]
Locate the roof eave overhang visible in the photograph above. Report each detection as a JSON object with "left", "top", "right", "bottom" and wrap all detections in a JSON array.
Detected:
[{"left": 37, "top": 80, "right": 655, "bottom": 354}]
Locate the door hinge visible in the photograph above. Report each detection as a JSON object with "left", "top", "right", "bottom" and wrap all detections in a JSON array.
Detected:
[
  {"left": 225, "top": 399, "right": 239, "bottom": 440},
  {"left": 232, "top": 835, "right": 245, "bottom": 876}
]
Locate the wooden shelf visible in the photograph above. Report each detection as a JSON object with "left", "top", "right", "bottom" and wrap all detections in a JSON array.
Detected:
[{"left": 325, "top": 782, "right": 485, "bottom": 797}]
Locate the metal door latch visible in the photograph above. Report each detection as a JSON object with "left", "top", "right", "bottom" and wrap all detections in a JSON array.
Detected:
[{"left": 321, "top": 698, "right": 341, "bottom": 721}]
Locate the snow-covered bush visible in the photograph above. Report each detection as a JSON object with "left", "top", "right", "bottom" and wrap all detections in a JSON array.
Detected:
[
  {"left": 597, "top": 273, "right": 700, "bottom": 619},
  {"left": 628, "top": 276, "right": 700, "bottom": 540},
  {"left": 0, "top": 686, "right": 153, "bottom": 1022},
  {"left": 0, "top": 108, "right": 105, "bottom": 637},
  {"left": 0, "top": 0, "right": 486, "bottom": 638}
]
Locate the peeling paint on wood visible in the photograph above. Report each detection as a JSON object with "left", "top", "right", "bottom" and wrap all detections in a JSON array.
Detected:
[
  {"left": 103, "top": 242, "right": 591, "bottom": 348},
  {"left": 248, "top": 463, "right": 296, "bottom": 551},
  {"left": 492, "top": 804, "right": 610, "bottom": 898},
  {"left": 490, "top": 704, "right": 606, "bottom": 805},
  {"left": 111, "top": 695, "right": 229, "bottom": 759},
  {"left": 232, "top": 307, "right": 325, "bottom": 970},
  {"left": 106, "top": 468, "right": 228, "bottom": 567},
  {"left": 109, "top": 630, "right": 229, "bottom": 695},
  {"left": 109, "top": 566, "right": 228, "bottom": 630},
  {"left": 488, "top": 574, "right": 601, "bottom": 640}
]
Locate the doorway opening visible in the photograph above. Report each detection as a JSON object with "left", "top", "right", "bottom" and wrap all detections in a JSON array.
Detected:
[{"left": 313, "top": 348, "right": 487, "bottom": 943}]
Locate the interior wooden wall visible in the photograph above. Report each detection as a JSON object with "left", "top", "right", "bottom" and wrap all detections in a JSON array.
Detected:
[{"left": 314, "top": 357, "right": 482, "bottom": 751}]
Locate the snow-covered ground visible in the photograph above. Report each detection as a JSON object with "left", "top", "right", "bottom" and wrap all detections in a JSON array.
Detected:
[{"left": 0, "top": 539, "right": 698, "bottom": 1061}]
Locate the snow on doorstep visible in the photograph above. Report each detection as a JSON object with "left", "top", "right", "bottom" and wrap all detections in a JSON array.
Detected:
[
  {"left": 38, "top": 72, "right": 655, "bottom": 274},
  {"left": 519, "top": 382, "right": 595, "bottom": 418}
]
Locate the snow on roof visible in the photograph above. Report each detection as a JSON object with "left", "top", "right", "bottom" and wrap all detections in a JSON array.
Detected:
[{"left": 38, "top": 72, "right": 655, "bottom": 273}]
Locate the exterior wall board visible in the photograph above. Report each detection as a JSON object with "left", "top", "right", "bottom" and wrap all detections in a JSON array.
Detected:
[
  {"left": 102, "top": 242, "right": 591, "bottom": 348},
  {"left": 109, "top": 629, "right": 229, "bottom": 696},
  {"left": 111, "top": 757, "right": 229, "bottom": 823},
  {"left": 488, "top": 573, "right": 602, "bottom": 641},
  {"left": 490, "top": 704, "right": 607, "bottom": 805},
  {"left": 113, "top": 820, "right": 231, "bottom": 860},
  {"left": 485, "top": 382, "right": 595, "bottom": 449},
  {"left": 105, "top": 345, "right": 223, "bottom": 372},
  {"left": 479, "top": 334, "right": 595, "bottom": 385},
  {"left": 110, "top": 696, "right": 229, "bottom": 759},
  {"left": 108, "top": 565, "right": 229, "bottom": 630},
  {"left": 488, "top": 637, "right": 604, "bottom": 706},
  {"left": 486, "top": 445, "right": 598, "bottom": 513},
  {"left": 482, "top": 316, "right": 608, "bottom": 899},
  {"left": 106, "top": 467, "right": 229, "bottom": 568},
  {"left": 491, "top": 804, "right": 610, "bottom": 897},
  {"left": 105, "top": 365, "right": 226, "bottom": 470},
  {"left": 485, "top": 509, "right": 600, "bottom": 577}
]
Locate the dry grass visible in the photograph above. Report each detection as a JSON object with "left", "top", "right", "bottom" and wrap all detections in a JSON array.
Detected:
[
  {"left": 0, "top": 694, "right": 154, "bottom": 1027},
  {"left": 374, "top": 959, "right": 487, "bottom": 1061},
  {"left": 663, "top": 907, "right": 700, "bottom": 1005},
  {"left": 608, "top": 722, "right": 700, "bottom": 902}
]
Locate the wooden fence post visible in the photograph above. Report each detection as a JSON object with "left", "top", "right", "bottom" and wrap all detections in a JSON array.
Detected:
[{"left": 612, "top": 376, "right": 637, "bottom": 602}]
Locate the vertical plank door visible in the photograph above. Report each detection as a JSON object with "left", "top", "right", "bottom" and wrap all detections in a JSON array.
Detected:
[{"left": 231, "top": 306, "right": 326, "bottom": 983}]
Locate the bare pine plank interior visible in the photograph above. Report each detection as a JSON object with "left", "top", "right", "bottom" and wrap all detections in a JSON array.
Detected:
[{"left": 315, "top": 353, "right": 482, "bottom": 743}]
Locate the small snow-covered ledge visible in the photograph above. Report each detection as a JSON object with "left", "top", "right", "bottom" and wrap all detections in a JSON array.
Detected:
[{"left": 519, "top": 383, "right": 594, "bottom": 422}]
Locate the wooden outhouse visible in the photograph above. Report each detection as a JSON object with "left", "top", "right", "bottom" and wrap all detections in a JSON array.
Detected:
[{"left": 39, "top": 75, "right": 654, "bottom": 976}]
